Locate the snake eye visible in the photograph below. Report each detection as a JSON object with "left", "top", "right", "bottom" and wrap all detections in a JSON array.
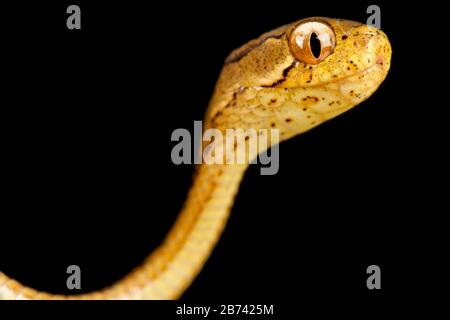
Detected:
[{"left": 289, "top": 21, "right": 336, "bottom": 65}]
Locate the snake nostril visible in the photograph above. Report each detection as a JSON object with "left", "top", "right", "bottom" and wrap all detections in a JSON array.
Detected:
[{"left": 376, "top": 55, "right": 385, "bottom": 66}]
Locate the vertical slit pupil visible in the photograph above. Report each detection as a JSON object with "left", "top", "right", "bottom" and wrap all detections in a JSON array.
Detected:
[{"left": 310, "top": 33, "right": 321, "bottom": 58}]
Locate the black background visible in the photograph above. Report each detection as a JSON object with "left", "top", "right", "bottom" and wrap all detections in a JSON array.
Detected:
[{"left": 0, "top": 0, "right": 446, "bottom": 316}]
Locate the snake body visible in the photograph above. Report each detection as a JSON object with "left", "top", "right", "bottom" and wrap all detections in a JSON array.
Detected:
[{"left": 0, "top": 17, "right": 391, "bottom": 299}]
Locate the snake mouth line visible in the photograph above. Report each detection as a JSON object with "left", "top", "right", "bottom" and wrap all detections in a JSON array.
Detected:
[
  {"left": 249, "top": 63, "right": 383, "bottom": 95},
  {"left": 333, "top": 61, "right": 384, "bottom": 85},
  {"left": 259, "top": 57, "right": 386, "bottom": 91},
  {"left": 287, "top": 60, "right": 386, "bottom": 91}
]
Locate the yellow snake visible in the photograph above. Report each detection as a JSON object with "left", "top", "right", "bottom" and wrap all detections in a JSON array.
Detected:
[{"left": 0, "top": 17, "right": 391, "bottom": 300}]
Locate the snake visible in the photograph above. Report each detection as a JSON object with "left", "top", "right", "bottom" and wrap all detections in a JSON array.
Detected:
[{"left": 0, "top": 17, "right": 391, "bottom": 300}]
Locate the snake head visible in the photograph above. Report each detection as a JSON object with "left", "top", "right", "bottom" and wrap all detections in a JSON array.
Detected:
[
  {"left": 281, "top": 17, "right": 392, "bottom": 105},
  {"left": 208, "top": 17, "right": 391, "bottom": 140}
]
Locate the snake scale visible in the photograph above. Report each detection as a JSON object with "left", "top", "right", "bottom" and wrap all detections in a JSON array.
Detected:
[{"left": 0, "top": 17, "right": 391, "bottom": 300}]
